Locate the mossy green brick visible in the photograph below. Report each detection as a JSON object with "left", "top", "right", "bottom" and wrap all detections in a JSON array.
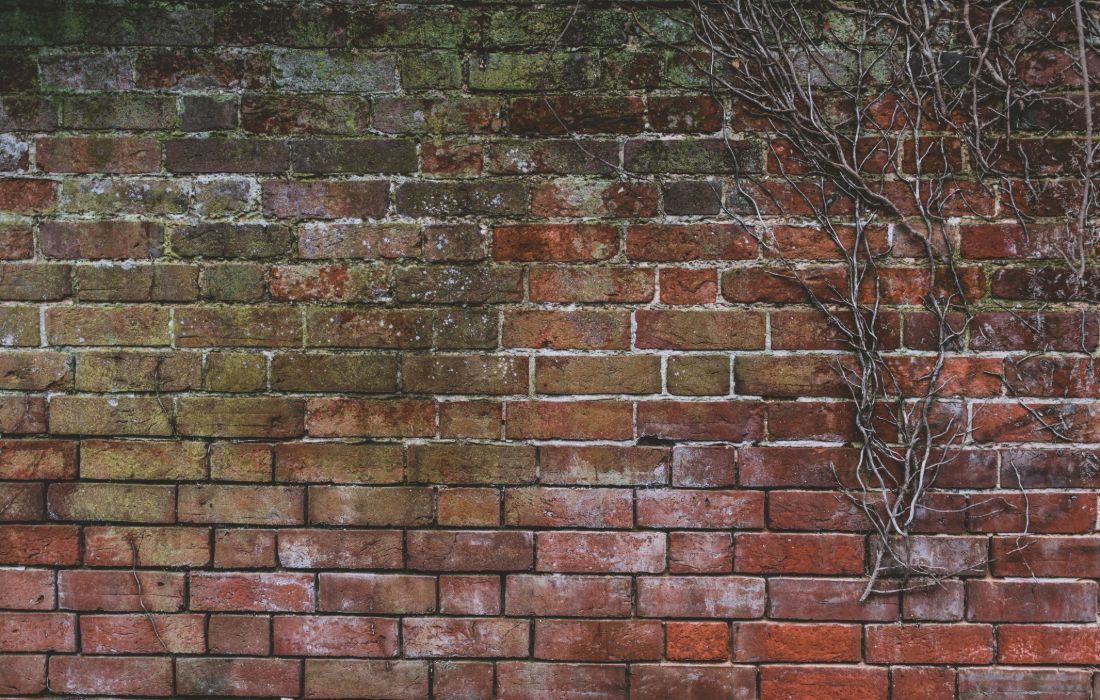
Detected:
[
  {"left": 204, "top": 352, "right": 267, "bottom": 392},
  {"left": 486, "top": 8, "right": 625, "bottom": 48},
  {"left": 62, "top": 178, "right": 190, "bottom": 216},
  {"left": 49, "top": 396, "right": 173, "bottom": 437},
  {"left": 62, "top": 94, "right": 176, "bottom": 130},
  {"left": 192, "top": 178, "right": 256, "bottom": 217},
  {"left": 352, "top": 8, "right": 473, "bottom": 48},
  {"left": 48, "top": 482, "right": 176, "bottom": 523},
  {"left": 80, "top": 440, "right": 207, "bottom": 481},
  {"left": 272, "top": 49, "right": 398, "bottom": 92},
  {"left": 199, "top": 263, "right": 267, "bottom": 302},
  {"left": 0, "top": 305, "right": 40, "bottom": 346},
  {"left": 74, "top": 351, "right": 202, "bottom": 392},
  {"left": 399, "top": 53, "right": 463, "bottom": 91},
  {"left": 469, "top": 53, "right": 600, "bottom": 92}
]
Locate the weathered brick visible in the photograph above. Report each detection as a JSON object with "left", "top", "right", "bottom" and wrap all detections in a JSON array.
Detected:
[
  {"left": 179, "top": 484, "right": 304, "bottom": 525},
  {"left": 177, "top": 396, "right": 305, "bottom": 438},
  {"left": 318, "top": 573, "right": 435, "bottom": 613},
  {"left": 275, "top": 441, "right": 403, "bottom": 483},
  {"left": 409, "top": 443, "right": 536, "bottom": 485},
  {"left": 190, "top": 571, "right": 315, "bottom": 612},
  {"left": 58, "top": 569, "right": 184, "bottom": 612},
  {"left": 308, "top": 485, "right": 433, "bottom": 526},
  {"left": 48, "top": 482, "right": 176, "bottom": 523},
  {"left": 48, "top": 656, "right": 171, "bottom": 697},
  {"left": 176, "top": 658, "right": 301, "bottom": 698}
]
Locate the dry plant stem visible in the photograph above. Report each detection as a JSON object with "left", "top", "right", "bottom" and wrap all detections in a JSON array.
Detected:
[
  {"left": 127, "top": 534, "right": 170, "bottom": 654},
  {"left": 628, "top": 0, "right": 1098, "bottom": 596}
]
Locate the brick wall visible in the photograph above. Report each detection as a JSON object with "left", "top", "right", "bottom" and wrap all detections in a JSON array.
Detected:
[{"left": 0, "top": 1, "right": 1097, "bottom": 698}]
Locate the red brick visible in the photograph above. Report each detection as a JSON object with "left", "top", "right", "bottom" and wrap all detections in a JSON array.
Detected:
[
  {"left": 631, "top": 665, "right": 755, "bottom": 700},
  {"left": 84, "top": 525, "right": 210, "bottom": 567},
  {"left": 0, "top": 569, "right": 54, "bottom": 610},
  {"left": 538, "top": 531, "right": 665, "bottom": 573},
  {"left": 0, "top": 654, "right": 46, "bottom": 695},
  {"left": 529, "top": 266, "right": 654, "bottom": 302},
  {"left": 274, "top": 615, "right": 399, "bottom": 657},
  {"left": 967, "top": 580, "right": 1097, "bottom": 622},
  {"left": 438, "top": 487, "right": 501, "bottom": 526},
  {"left": 991, "top": 536, "right": 1100, "bottom": 576},
  {"left": 506, "top": 400, "right": 632, "bottom": 440},
  {"left": 494, "top": 223, "right": 618, "bottom": 261},
  {"left": 0, "top": 525, "right": 80, "bottom": 565},
  {"left": 638, "top": 400, "right": 765, "bottom": 441},
  {"left": 998, "top": 624, "right": 1100, "bottom": 664},
  {"left": 80, "top": 614, "right": 205, "bottom": 654},
  {"left": 666, "top": 622, "right": 729, "bottom": 661},
  {"left": 535, "top": 619, "right": 662, "bottom": 661},
  {"left": 505, "top": 575, "right": 632, "bottom": 617},
  {"left": 0, "top": 612, "right": 75, "bottom": 652},
  {"left": 669, "top": 531, "right": 733, "bottom": 573},
  {"left": 865, "top": 623, "right": 994, "bottom": 664},
  {"left": 959, "top": 668, "right": 1091, "bottom": 699},
  {"left": 214, "top": 528, "right": 276, "bottom": 568},
  {"left": 0, "top": 439, "right": 76, "bottom": 480},
  {"left": 0, "top": 179, "right": 57, "bottom": 213},
  {"left": 190, "top": 572, "right": 314, "bottom": 612},
  {"left": 768, "top": 578, "right": 899, "bottom": 621},
  {"left": 736, "top": 533, "right": 865, "bottom": 574},
  {"left": 636, "top": 310, "right": 765, "bottom": 349},
  {"left": 760, "top": 666, "right": 888, "bottom": 700},
  {"left": 627, "top": 223, "right": 755, "bottom": 261},
  {"left": 176, "top": 658, "right": 301, "bottom": 697},
  {"left": 308, "top": 485, "right": 433, "bottom": 526},
  {"left": 319, "top": 573, "right": 436, "bottom": 614},
  {"left": 637, "top": 489, "right": 764, "bottom": 529},
  {"left": 41, "top": 220, "right": 163, "bottom": 259},
  {"left": 264, "top": 179, "right": 389, "bottom": 219},
  {"left": 504, "top": 487, "right": 633, "bottom": 528},
  {"left": 404, "top": 617, "right": 529, "bottom": 658},
  {"left": 409, "top": 530, "right": 533, "bottom": 571},
  {"left": 59, "top": 570, "right": 184, "bottom": 612},
  {"left": 498, "top": 662, "right": 626, "bottom": 700},
  {"left": 637, "top": 576, "right": 765, "bottom": 618},
  {"left": 37, "top": 136, "right": 160, "bottom": 173},
  {"left": 280, "top": 529, "right": 404, "bottom": 570},
  {"left": 306, "top": 398, "right": 435, "bottom": 437},
  {"left": 660, "top": 267, "right": 717, "bottom": 304},
  {"left": 539, "top": 445, "right": 669, "bottom": 485},
  {"left": 503, "top": 309, "right": 631, "bottom": 349},
  {"left": 734, "top": 621, "right": 861, "bottom": 662},
  {"left": 304, "top": 659, "right": 429, "bottom": 699},
  {"left": 892, "top": 667, "right": 956, "bottom": 700},
  {"left": 440, "top": 575, "right": 500, "bottom": 615},
  {"left": 208, "top": 615, "right": 270, "bottom": 655},
  {"left": 49, "top": 656, "right": 172, "bottom": 697}
]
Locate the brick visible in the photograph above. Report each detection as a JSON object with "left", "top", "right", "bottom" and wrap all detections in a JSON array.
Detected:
[
  {"left": 275, "top": 442, "right": 403, "bottom": 484},
  {"left": 672, "top": 444, "right": 736, "bottom": 487},
  {"left": 734, "top": 621, "right": 861, "bottom": 661},
  {"left": 304, "top": 660, "right": 429, "bottom": 699},
  {"left": 998, "top": 624, "right": 1100, "bottom": 664},
  {"left": 494, "top": 223, "right": 618, "bottom": 261},
  {"left": 535, "top": 355, "right": 660, "bottom": 395},
  {"left": 892, "top": 667, "right": 956, "bottom": 700},
  {"left": 264, "top": 179, "right": 389, "bottom": 219},
  {"left": 438, "top": 487, "right": 500, "bottom": 525},
  {"left": 540, "top": 445, "right": 669, "bottom": 486},
  {"left": 760, "top": 666, "right": 888, "bottom": 700},
  {"left": 497, "top": 662, "right": 626, "bottom": 700},
  {"left": 404, "top": 617, "right": 529, "bottom": 658},
  {"left": 48, "top": 656, "right": 171, "bottom": 697},
  {"left": 440, "top": 575, "right": 500, "bottom": 615},
  {"left": 292, "top": 138, "right": 418, "bottom": 173},
  {"left": 636, "top": 310, "right": 766, "bottom": 349},
  {"left": 210, "top": 441, "right": 272, "bottom": 482},
  {"left": 298, "top": 221, "right": 420, "bottom": 259},
  {"left": 959, "top": 668, "right": 1091, "bottom": 699},
  {"left": 535, "top": 619, "right": 662, "bottom": 661},
  {"left": 967, "top": 580, "right": 1097, "bottom": 622},
  {"left": 306, "top": 309, "right": 434, "bottom": 348},
  {"left": 666, "top": 622, "right": 730, "bottom": 661},
  {"left": 58, "top": 570, "right": 184, "bottom": 612},
  {"left": 394, "top": 265, "right": 523, "bottom": 304},
  {"left": 41, "top": 220, "right": 163, "bottom": 259},
  {"left": 318, "top": 573, "right": 436, "bottom": 613},
  {"left": 80, "top": 439, "right": 205, "bottom": 481},
  {"left": 631, "top": 665, "right": 754, "bottom": 700},
  {"left": 83, "top": 526, "right": 210, "bottom": 567},
  {"left": 81, "top": 614, "right": 205, "bottom": 654},
  {"left": 410, "top": 443, "right": 536, "bottom": 485},
  {"left": 179, "top": 484, "right": 304, "bottom": 525},
  {"left": 0, "top": 439, "right": 76, "bottom": 480},
  {"left": 0, "top": 654, "right": 45, "bottom": 695},
  {"left": 0, "top": 349, "right": 71, "bottom": 389},
  {"left": 404, "top": 355, "right": 527, "bottom": 394},
  {"left": 46, "top": 305, "right": 169, "bottom": 346},
  {"left": 504, "top": 309, "right": 631, "bottom": 349},
  {"left": 538, "top": 531, "right": 665, "bottom": 573},
  {"left": 506, "top": 400, "right": 633, "bottom": 440},
  {"left": 0, "top": 569, "right": 54, "bottom": 610},
  {"left": 638, "top": 489, "right": 763, "bottom": 529},
  {"left": 505, "top": 575, "right": 632, "bottom": 617},
  {"left": 736, "top": 533, "right": 865, "bottom": 574},
  {"left": 176, "top": 305, "right": 300, "bottom": 347},
  {"left": 670, "top": 532, "right": 733, "bottom": 573},
  {"left": 208, "top": 615, "right": 270, "bottom": 655},
  {"left": 529, "top": 266, "right": 654, "bottom": 302},
  {"left": 434, "top": 661, "right": 494, "bottom": 700},
  {"left": 866, "top": 623, "right": 994, "bottom": 664},
  {"left": 37, "top": 136, "right": 160, "bottom": 173},
  {"left": 0, "top": 179, "right": 57, "bottom": 213},
  {"left": 48, "top": 482, "right": 175, "bottom": 523},
  {"left": 408, "top": 530, "right": 533, "bottom": 571},
  {"left": 307, "top": 398, "right": 435, "bottom": 437},
  {"left": 176, "top": 658, "right": 301, "bottom": 698},
  {"left": 638, "top": 576, "right": 765, "bottom": 618},
  {"left": 214, "top": 528, "right": 275, "bottom": 569},
  {"left": 308, "top": 485, "right": 433, "bottom": 526},
  {"left": 165, "top": 137, "right": 288, "bottom": 173},
  {"left": 505, "top": 487, "right": 633, "bottom": 528},
  {"left": 190, "top": 572, "right": 315, "bottom": 612},
  {"left": 638, "top": 400, "right": 765, "bottom": 441},
  {"left": 0, "top": 525, "right": 80, "bottom": 565},
  {"left": 173, "top": 223, "right": 295, "bottom": 259},
  {"left": 627, "top": 223, "right": 755, "bottom": 260},
  {"left": 242, "top": 95, "right": 370, "bottom": 134},
  {"left": 0, "top": 612, "right": 74, "bottom": 654},
  {"left": 768, "top": 578, "right": 899, "bottom": 621},
  {"left": 177, "top": 396, "right": 305, "bottom": 438},
  {"left": 274, "top": 616, "right": 399, "bottom": 657}
]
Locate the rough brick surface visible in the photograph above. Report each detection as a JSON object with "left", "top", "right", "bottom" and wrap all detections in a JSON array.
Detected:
[{"left": 0, "top": 1, "right": 1096, "bottom": 697}]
